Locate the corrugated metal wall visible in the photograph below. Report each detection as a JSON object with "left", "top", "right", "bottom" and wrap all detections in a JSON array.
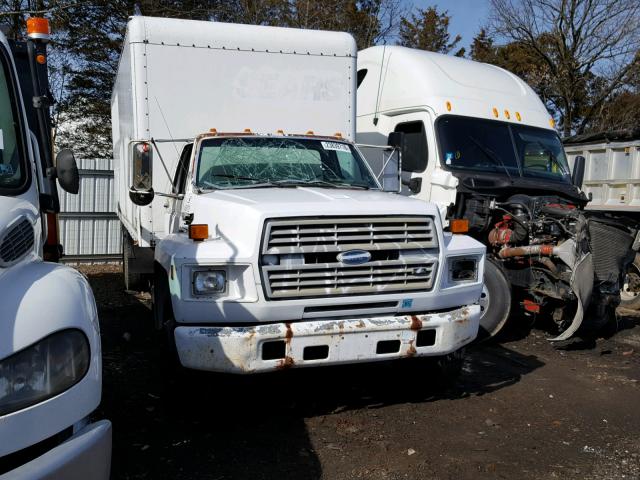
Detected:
[{"left": 58, "top": 159, "right": 122, "bottom": 263}]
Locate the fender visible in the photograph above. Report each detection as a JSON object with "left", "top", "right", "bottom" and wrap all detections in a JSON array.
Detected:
[{"left": 0, "top": 260, "right": 102, "bottom": 457}]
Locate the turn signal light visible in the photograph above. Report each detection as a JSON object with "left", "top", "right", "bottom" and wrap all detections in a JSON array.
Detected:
[
  {"left": 26, "top": 17, "right": 50, "bottom": 40},
  {"left": 450, "top": 219, "right": 469, "bottom": 234},
  {"left": 189, "top": 224, "right": 209, "bottom": 241}
]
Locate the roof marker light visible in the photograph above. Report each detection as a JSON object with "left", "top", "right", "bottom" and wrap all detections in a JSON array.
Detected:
[
  {"left": 209, "top": 128, "right": 218, "bottom": 134},
  {"left": 549, "top": 118, "right": 556, "bottom": 128},
  {"left": 244, "top": 128, "right": 252, "bottom": 133},
  {"left": 306, "top": 130, "right": 314, "bottom": 135},
  {"left": 26, "top": 17, "right": 50, "bottom": 40},
  {"left": 492, "top": 107, "right": 499, "bottom": 118},
  {"left": 446, "top": 101, "right": 452, "bottom": 112},
  {"left": 504, "top": 110, "right": 511, "bottom": 119},
  {"left": 515, "top": 112, "right": 522, "bottom": 121},
  {"left": 276, "top": 129, "right": 284, "bottom": 135},
  {"left": 334, "top": 132, "right": 342, "bottom": 138}
]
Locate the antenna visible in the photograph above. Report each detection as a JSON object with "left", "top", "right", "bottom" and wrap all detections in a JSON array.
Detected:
[{"left": 373, "top": 43, "right": 386, "bottom": 126}]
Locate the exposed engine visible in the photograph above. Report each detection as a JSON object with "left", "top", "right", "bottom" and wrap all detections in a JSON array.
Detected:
[{"left": 462, "top": 193, "right": 637, "bottom": 340}]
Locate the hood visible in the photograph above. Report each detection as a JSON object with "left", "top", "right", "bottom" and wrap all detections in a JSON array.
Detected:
[{"left": 185, "top": 187, "right": 440, "bottom": 259}]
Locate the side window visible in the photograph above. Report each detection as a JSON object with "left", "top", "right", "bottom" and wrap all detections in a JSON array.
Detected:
[
  {"left": 173, "top": 143, "right": 193, "bottom": 194},
  {"left": 394, "top": 121, "right": 427, "bottom": 173},
  {"left": 356, "top": 69, "right": 368, "bottom": 88}
]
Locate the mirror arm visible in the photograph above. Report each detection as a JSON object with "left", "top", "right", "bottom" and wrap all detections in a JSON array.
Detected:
[
  {"left": 150, "top": 138, "right": 179, "bottom": 194},
  {"left": 155, "top": 191, "right": 184, "bottom": 199}
]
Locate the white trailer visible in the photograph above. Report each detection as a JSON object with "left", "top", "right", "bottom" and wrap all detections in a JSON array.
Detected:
[
  {"left": 356, "top": 46, "right": 639, "bottom": 341},
  {"left": 0, "top": 18, "right": 111, "bottom": 478},
  {"left": 564, "top": 132, "right": 640, "bottom": 309},
  {"left": 112, "top": 17, "right": 485, "bottom": 375}
]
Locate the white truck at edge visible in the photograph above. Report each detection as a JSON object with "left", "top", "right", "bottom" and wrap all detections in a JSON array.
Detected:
[
  {"left": 0, "top": 19, "right": 111, "bottom": 479},
  {"left": 113, "top": 17, "right": 485, "bottom": 374},
  {"left": 356, "top": 46, "right": 638, "bottom": 341}
]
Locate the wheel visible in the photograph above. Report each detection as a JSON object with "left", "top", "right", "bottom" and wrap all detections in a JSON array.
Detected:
[
  {"left": 476, "top": 258, "right": 512, "bottom": 340},
  {"left": 122, "top": 227, "right": 145, "bottom": 291},
  {"left": 620, "top": 257, "right": 640, "bottom": 310}
]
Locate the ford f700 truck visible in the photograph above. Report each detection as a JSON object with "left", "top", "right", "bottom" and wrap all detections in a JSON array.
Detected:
[
  {"left": 356, "top": 46, "right": 638, "bottom": 342},
  {"left": 0, "top": 18, "right": 111, "bottom": 479},
  {"left": 113, "top": 17, "right": 485, "bottom": 375}
]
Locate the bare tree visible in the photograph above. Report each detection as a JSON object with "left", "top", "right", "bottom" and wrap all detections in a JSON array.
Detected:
[{"left": 489, "top": 0, "right": 640, "bottom": 136}]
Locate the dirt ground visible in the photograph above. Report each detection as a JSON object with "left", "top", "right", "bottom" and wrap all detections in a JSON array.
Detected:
[{"left": 80, "top": 264, "right": 640, "bottom": 480}]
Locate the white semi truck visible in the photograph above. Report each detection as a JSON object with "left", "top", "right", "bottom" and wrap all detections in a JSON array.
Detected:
[
  {"left": 0, "top": 18, "right": 111, "bottom": 479},
  {"left": 113, "top": 17, "right": 485, "bottom": 375},
  {"left": 356, "top": 46, "right": 639, "bottom": 341}
]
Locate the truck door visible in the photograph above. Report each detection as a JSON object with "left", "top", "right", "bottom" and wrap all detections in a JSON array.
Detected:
[{"left": 164, "top": 143, "right": 192, "bottom": 233}]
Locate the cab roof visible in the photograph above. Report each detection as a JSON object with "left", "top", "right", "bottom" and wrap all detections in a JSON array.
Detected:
[{"left": 357, "top": 46, "right": 554, "bottom": 131}]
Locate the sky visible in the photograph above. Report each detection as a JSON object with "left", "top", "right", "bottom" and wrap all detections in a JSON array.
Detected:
[{"left": 404, "top": 0, "right": 492, "bottom": 51}]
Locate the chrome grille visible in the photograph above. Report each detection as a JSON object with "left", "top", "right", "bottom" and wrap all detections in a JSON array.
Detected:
[
  {"left": 263, "top": 216, "right": 437, "bottom": 254},
  {"left": 261, "top": 216, "right": 438, "bottom": 299},
  {"left": 0, "top": 218, "right": 35, "bottom": 265}
]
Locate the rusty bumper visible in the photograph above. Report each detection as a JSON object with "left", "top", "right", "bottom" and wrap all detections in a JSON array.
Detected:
[{"left": 173, "top": 305, "right": 480, "bottom": 374}]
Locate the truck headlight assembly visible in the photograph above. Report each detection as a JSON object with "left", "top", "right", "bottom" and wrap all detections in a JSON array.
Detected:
[
  {"left": 448, "top": 257, "right": 478, "bottom": 283},
  {"left": 0, "top": 329, "right": 90, "bottom": 416},
  {"left": 193, "top": 269, "right": 227, "bottom": 295}
]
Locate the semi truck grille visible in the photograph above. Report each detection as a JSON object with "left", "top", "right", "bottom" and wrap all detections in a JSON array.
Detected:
[
  {"left": 0, "top": 218, "right": 34, "bottom": 266},
  {"left": 261, "top": 216, "right": 438, "bottom": 299}
]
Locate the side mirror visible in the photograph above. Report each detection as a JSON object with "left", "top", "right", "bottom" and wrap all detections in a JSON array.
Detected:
[
  {"left": 55, "top": 149, "right": 79, "bottom": 194},
  {"left": 129, "top": 142, "right": 154, "bottom": 206},
  {"left": 572, "top": 155, "right": 585, "bottom": 188},
  {"left": 129, "top": 187, "right": 155, "bottom": 206},
  {"left": 382, "top": 132, "right": 405, "bottom": 192}
]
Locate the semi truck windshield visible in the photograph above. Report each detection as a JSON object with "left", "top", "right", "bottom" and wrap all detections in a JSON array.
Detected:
[
  {"left": 196, "top": 137, "right": 379, "bottom": 190},
  {"left": 0, "top": 46, "right": 25, "bottom": 193},
  {"left": 436, "top": 115, "right": 571, "bottom": 183}
]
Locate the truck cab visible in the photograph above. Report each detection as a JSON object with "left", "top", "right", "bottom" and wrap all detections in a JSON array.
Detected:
[
  {"left": 0, "top": 19, "right": 111, "bottom": 479},
  {"left": 113, "top": 17, "right": 485, "bottom": 375},
  {"left": 356, "top": 46, "right": 638, "bottom": 341}
]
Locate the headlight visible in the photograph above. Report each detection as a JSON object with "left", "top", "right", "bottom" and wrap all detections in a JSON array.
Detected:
[
  {"left": 193, "top": 269, "right": 226, "bottom": 295},
  {"left": 0, "top": 329, "right": 90, "bottom": 416},
  {"left": 448, "top": 257, "right": 478, "bottom": 283}
]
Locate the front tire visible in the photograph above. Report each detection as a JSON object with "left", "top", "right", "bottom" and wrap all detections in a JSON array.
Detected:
[{"left": 477, "top": 258, "right": 512, "bottom": 340}]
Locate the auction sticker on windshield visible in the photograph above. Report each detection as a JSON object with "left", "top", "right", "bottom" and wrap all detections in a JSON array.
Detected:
[{"left": 321, "top": 141, "right": 351, "bottom": 152}]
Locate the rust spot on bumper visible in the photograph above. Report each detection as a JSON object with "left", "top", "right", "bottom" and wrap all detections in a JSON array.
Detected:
[
  {"left": 406, "top": 341, "right": 417, "bottom": 357},
  {"left": 277, "top": 356, "right": 295, "bottom": 369},
  {"left": 410, "top": 315, "right": 423, "bottom": 331},
  {"left": 285, "top": 323, "right": 293, "bottom": 342}
]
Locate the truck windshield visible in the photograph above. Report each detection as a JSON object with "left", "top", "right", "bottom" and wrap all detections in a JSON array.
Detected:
[
  {"left": 196, "top": 137, "right": 379, "bottom": 190},
  {"left": 0, "top": 45, "right": 26, "bottom": 194},
  {"left": 436, "top": 115, "right": 571, "bottom": 183}
]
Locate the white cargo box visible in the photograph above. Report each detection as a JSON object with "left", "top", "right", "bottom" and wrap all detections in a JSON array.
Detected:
[
  {"left": 565, "top": 134, "right": 640, "bottom": 212},
  {"left": 112, "top": 16, "right": 357, "bottom": 246}
]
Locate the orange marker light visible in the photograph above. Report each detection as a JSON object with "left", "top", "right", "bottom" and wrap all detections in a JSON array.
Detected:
[
  {"left": 209, "top": 128, "right": 218, "bottom": 134},
  {"left": 515, "top": 111, "right": 521, "bottom": 121},
  {"left": 36, "top": 54, "right": 46, "bottom": 64},
  {"left": 334, "top": 132, "right": 342, "bottom": 138},
  {"left": 26, "top": 17, "right": 50, "bottom": 40},
  {"left": 492, "top": 107, "right": 499, "bottom": 118},
  {"left": 276, "top": 129, "right": 284, "bottom": 135},
  {"left": 446, "top": 101, "right": 452, "bottom": 111},
  {"left": 243, "top": 128, "right": 252, "bottom": 133},
  {"left": 450, "top": 219, "right": 469, "bottom": 234},
  {"left": 504, "top": 110, "right": 510, "bottom": 119},
  {"left": 549, "top": 118, "right": 556, "bottom": 128},
  {"left": 306, "top": 130, "right": 314, "bottom": 135},
  {"left": 189, "top": 224, "right": 209, "bottom": 241}
]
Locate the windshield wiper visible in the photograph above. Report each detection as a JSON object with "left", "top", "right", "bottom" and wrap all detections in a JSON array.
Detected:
[
  {"left": 468, "top": 136, "right": 514, "bottom": 182},
  {"left": 272, "top": 179, "right": 371, "bottom": 190}
]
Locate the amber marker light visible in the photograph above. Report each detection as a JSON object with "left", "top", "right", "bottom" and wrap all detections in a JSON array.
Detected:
[
  {"left": 26, "top": 17, "right": 50, "bottom": 40},
  {"left": 450, "top": 219, "right": 469, "bottom": 234},
  {"left": 515, "top": 112, "right": 522, "bottom": 121},
  {"left": 492, "top": 107, "right": 499, "bottom": 118},
  {"left": 189, "top": 224, "right": 209, "bottom": 242},
  {"left": 446, "top": 101, "right": 452, "bottom": 111},
  {"left": 504, "top": 110, "right": 510, "bottom": 119}
]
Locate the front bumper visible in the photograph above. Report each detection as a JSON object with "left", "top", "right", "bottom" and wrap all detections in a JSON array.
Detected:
[
  {"left": 174, "top": 304, "right": 480, "bottom": 373},
  {"left": 0, "top": 420, "right": 112, "bottom": 480}
]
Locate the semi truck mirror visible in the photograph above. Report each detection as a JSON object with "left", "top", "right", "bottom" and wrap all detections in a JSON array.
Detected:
[
  {"left": 382, "top": 132, "right": 406, "bottom": 192},
  {"left": 55, "top": 149, "right": 79, "bottom": 194},
  {"left": 572, "top": 155, "right": 585, "bottom": 188},
  {"left": 129, "top": 187, "right": 155, "bottom": 206}
]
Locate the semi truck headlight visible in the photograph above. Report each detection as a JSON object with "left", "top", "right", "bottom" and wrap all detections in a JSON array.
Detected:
[
  {"left": 193, "top": 270, "right": 226, "bottom": 295},
  {"left": 449, "top": 257, "right": 478, "bottom": 283},
  {"left": 0, "top": 329, "right": 90, "bottom": 416}
]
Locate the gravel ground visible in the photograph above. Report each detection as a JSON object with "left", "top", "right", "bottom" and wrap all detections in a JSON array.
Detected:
[{"left": 78, "top": 264, "right": 640, "bottom": 480}]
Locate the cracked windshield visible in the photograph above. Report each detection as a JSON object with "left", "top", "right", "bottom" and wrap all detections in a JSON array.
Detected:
[
  {"left": 437, "top": 115, "right": 571, "bottom": 183},
  {"left": 196, "top": 136, "right": 378, "bottom": 190}
]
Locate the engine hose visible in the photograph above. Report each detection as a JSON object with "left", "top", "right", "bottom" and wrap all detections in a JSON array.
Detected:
[{"left": 498, "top": 244, "right": 557, "bottom": 258}]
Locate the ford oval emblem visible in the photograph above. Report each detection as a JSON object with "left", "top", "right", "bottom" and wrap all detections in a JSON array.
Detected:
[{"left": 337, "top": 249, "right": 372, "bottom": 265}]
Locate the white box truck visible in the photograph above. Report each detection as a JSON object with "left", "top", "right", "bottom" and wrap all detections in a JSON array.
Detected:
[
  {"left": 356, "top": 46, "right": 639, "bottom": 342},
  {"left": 564, "top": 132, "right": 640, "bottom": 309},
  {"left": 112, "top": 17, "right": 485, "bottom": 375},
  {"left": 0, "top": 18, "right": 111, "bottom": 479}
]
